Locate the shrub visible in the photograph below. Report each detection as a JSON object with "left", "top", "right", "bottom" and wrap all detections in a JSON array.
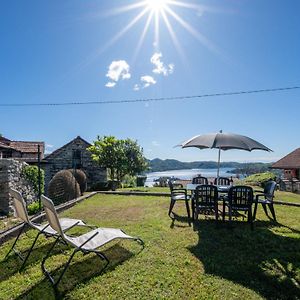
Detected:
[
  {"left": 67, "top": 169, "right": 87, "bottom": 194},
  {"left": 48, "top": 170, "right": 80, "bottom": 205},
  {"left": 89, "top": 181, "right": 120, "bottom": 191},
  {"left": 122, "top": 175, "right": 137, "bottom": 188},
  {"left": 240, "top": 172, "right": 277, "bottom": 187},
  {"left": 27, "top": 201, "right": 41, "bottom": 215},
  {"left": 22, "top": 165, "right": 45, "bottom": 194},
  {"left": 90, "top": 182, "right": 110, "bottom": 191}
]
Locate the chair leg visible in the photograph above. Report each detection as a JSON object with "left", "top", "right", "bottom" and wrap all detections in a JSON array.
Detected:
[
  {"left": 41, "top": 236, "right": 62, "bottom": 287},
  {"left": 248, "top": 209, "right": 254, "bottom": 230},
  {"left": 268, "top": 203, "right": 277, "bottom": 222},
  {"left": 253, "top": 201, "right": 258, "bottom": 221},
  {"left": 168, "top": 199, "right": 176, "bottom": 217},
  {"left": 54, "top": 248, "right": 79, "bottom": 289},
  {"left": 19, "top": 231, "right": 43, "bottom": 271},
  {"left": 215, "top": 205, "right": 219, "bottom": 228},
  {"left": 228, "top": 207, "right": 232, "bottom": 222},
  {"left": 222, "top": 201, "right": 226, "bottom": 222},
  {"left": 191, "top": 197, "right": 195, "bottom": 221},
  {"left": 193, "top": 205, "right": 198, "bottom": 221},
  {"left": 185, "top": 200, "right": 191, "bottom": 226},
  {"left": 3, "top": 223, "right": 26, "bottom": 261},
  {"left": 261, "top": 203, "right": 269, "bottom": 218},
  {"left": 94, "top": 250, "right": 110, "bottom": 271}
]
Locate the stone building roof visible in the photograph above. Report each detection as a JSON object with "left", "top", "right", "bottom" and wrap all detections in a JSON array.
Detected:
[
  {"left": 271, "top": 148, "right": 300, "bottom": 169},
  {"left": 44, "top": 136, "right": 91, "bottom": 161}
]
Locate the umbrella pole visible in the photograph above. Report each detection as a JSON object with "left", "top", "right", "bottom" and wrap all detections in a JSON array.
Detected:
[{"left": 217, "top": 147, "right": 221, "bottom": 182}]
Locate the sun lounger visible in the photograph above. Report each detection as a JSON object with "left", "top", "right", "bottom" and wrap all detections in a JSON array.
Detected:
[
  {"left": 4, "top": 188, "right": 86, "bottom": 270},
  {"left": 41, "top": 195, "right": 144, "bottom": 291}
]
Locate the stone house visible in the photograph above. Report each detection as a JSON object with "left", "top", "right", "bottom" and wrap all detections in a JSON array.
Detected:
[
  {"left": 0, "top": 136, "right": 44, "bottom": 163},
  {"left": 271, "top": 148, "right": 300, "bottom": 192},
  {"left": 42, "top": 136, "right": 107, "bottom": 193}
]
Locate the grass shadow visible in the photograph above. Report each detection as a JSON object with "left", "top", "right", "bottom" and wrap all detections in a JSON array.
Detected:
[
  {"left": 0, "top": 239, "right": 67, "bottom": 282},
  {"left": 14, "top": 243, "right": 136, "bottom": 299},
  {"left": 169, "top": 212, "right": 191, "bottom": 228},
  {"left": 188, "top": 220, "right": 300, "bottom": 299}
]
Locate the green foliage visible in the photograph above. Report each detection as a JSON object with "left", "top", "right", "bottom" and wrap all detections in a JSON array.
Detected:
[
  {"left": 121, "top": 174, "right": 137, "bottom": 188},
  {"left": 240, "top": 172, "right": 277, "bottom": 186},
  {"left": 88, "top": 135, "right": 148, "bottom": 181},
  {"left": 48, "top": 170, "right": 81, "bottom": 205},
  {"left": 89, "top": 181, "right": 120, "bottom": 191},
  {"left": 21, "top": 165, "right": 44, "bottom": 194},
  {"left": 27, "top": 201, "right": 41, "bottom": 215}
]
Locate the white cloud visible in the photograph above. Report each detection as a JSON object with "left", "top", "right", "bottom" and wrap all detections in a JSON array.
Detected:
[
  {"left": 141, "top": 75, "right": 156, "bottom": 88},
  {"left": 152, "top": 141, "right": 160, "bottom": 147},
  {"left": 150, "top": 52, "right": 174, "bottom": 76},
  {"left": 46, "top": 144, "right": 54, "bottom": 148},
  {"left": 133, "top": 75, "right": 156, "bottom": 91},
  {"left": 105, "top": 60, "right": 131, "bottom": 88},
  {"left": 106, "top": 81, "right": 116, "bottom": 88}
]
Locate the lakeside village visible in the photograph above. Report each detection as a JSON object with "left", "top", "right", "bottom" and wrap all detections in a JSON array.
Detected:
[{"left": 1, "top": 134, "right": 300, "bottom": 300}]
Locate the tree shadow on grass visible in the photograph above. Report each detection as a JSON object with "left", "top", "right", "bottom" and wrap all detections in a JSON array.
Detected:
[
  {"left": 188, "top": 219, "right": 300, "bottom": 300},
  {"left": 14, "top": 244, "right": 136, "bottom": 300}
]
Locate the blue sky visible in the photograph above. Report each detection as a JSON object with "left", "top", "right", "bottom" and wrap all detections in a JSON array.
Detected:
[{"left": 1, "top": 0, "right": 300, "bottom": 163}]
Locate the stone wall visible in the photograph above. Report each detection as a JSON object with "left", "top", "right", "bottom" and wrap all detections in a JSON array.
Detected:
[
  {"left": 42, "top": 137, "right": 107, "bottom": 193},
  {"left": 0, "top": 159, "right": 37, "bottom": 215}
]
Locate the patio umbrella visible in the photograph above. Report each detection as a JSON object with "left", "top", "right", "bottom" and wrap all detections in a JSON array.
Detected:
[{"left": 179, "top": 131, "right": 272, "bottom": 179}]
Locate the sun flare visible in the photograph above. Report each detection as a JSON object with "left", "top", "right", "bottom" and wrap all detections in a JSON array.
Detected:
[
  {"left": 91, "top": 1, "right": 220, "bottom": 64},
  {"left": 145, "top": 0, "right": 170, "bottom": 12}
]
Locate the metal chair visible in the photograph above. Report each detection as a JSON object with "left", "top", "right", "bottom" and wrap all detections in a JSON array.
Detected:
[
  {"left": 168, "top": 180, "right": 191, "bottom": 225},
  {"left": 227, "top": 186, "right": 254, "bottom": 230},
  {"left": 193, "top": 185, "right": 219, "bottom": 222},
  {"left": 253, "top": 180, "right": 277, "bottom": 221},
  {"left": 4, "top": 188, "right": 86, "bottom": 270},
  {"left": 41, "top": 195, "right": 144, "bottom": 291},
  {"left": 214, "top": 177, "right": 231, "bottom": 186},
  {"left": 192, "top": 176, "right": 208, "bottom": 185}
]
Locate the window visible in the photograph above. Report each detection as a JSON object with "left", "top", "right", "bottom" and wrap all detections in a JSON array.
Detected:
[{"left": 72, "top": 150, "right": 82, "bottom": 168}]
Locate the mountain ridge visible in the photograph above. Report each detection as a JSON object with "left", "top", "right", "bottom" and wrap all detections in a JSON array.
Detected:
[{"left": 147, "top": 158, "right": 273, "bottom": 173}]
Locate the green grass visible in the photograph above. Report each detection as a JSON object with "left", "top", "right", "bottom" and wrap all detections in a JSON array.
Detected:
[{"left": 0, "top": 193, "right": 299, "bottom": 299}]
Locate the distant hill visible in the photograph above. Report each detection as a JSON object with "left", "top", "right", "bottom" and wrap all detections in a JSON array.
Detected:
[{"left": 147, "top": 158, "right": 274, "bottom": 175}]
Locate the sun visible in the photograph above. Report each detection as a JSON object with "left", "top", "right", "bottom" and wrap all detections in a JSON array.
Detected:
[
  {"left": 145, "top": 0, "right": 170, "bottom": 12},
  {"left": 89, "top": 1, "right": 220, "bottom": 63}
]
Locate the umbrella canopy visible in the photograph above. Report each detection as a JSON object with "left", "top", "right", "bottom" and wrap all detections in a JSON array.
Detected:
[{"left": 179, "top": 131, "right": 272, "bottom": 179}]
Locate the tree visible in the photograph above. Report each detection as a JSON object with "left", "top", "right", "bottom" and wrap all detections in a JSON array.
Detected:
[{"left": 87, "top": 136, "right": 148, "bottom": 182}]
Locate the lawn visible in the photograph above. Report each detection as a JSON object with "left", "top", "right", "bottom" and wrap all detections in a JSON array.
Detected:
[{"left": 0, "top": 193, "right": 299, "bottom": 299}]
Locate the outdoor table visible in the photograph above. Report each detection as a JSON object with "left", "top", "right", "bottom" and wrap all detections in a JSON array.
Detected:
[
  {"left": 186, "top": 183, "right": 231, "bottom": 193},
  {"left": 186, "top": 184, "right": 232, "bottom": 221}
]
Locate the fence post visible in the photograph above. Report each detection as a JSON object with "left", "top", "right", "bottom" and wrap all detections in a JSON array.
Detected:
[{"left": 38, "top": 144, "right": 42, "bottom": 210}]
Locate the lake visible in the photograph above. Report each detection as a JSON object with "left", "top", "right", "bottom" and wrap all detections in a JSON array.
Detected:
[{"left": 145, "top": 168, "right": 235, "bottom": 187}]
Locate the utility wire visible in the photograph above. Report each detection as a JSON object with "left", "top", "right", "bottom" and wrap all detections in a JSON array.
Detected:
[{"left": 1, "top": 85, "right": 299, "bottom": 107}]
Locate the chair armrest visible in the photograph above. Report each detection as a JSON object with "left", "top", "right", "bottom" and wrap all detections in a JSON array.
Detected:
[
  {"left": 171, "top": 188, "right": 187, "bottom": 193},
  {"left": 171, "top": 189, "right": 188, "bottom": 198},
  {"left": 255, "top": 193, "right": 266, "bottom": 201}
]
